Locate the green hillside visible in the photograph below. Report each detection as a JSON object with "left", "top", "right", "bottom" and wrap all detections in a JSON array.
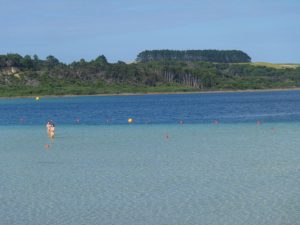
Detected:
[{"left": 0, "top": 52, "right": 299, "bottom": 97}]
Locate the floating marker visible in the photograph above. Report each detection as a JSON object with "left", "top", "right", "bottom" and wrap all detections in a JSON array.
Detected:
[
  {"left": 128, "top": 118, "right": 133, "bottom": 123},
  {"left": 35, "top": 96, "right": 40, "bottom": 101},
  {"left": 165, "top": 133, "right": 169, "bottom": 140},
  {"left": 19, "top": 117, "right": 25, "bottom": 124},
  {"left": 213, "top": 120, "right": 219, "bottom": 124}
]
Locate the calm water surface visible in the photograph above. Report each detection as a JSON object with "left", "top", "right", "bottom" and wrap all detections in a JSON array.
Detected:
[
  {"left": 1, "top": 90, "right": 300, "bottom": 125},
  {"left": 1, "top": 91, "right": 300, "bottom": 225}
]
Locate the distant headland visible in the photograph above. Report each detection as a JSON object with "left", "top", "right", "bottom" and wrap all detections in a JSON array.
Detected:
[{"left": 0, "top": 50, "right": 299, "bottom": 97}]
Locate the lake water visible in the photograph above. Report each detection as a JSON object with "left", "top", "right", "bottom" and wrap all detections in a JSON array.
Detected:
[
  {"left": 1, "top": 91, "right": 300, "bottom": 225},
  {"left": 2, "top": 90, "right": 300, "bottom": 125}
]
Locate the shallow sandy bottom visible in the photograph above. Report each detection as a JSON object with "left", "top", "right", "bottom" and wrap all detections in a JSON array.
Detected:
[{"left": 0, "top": 124, "right": 300, "bottom": 225}]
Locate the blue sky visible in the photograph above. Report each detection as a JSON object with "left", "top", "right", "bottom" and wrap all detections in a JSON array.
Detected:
[{"left": 0, "top": 0, "right": 299, "bottom": 63}]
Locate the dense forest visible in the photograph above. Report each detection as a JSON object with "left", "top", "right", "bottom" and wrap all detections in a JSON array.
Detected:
[
  {"left": 0, "top": 51, "right": 299, "bottom": 97},
  {"left": 136, "top": 50, "right": 251, "bottom": 63}
]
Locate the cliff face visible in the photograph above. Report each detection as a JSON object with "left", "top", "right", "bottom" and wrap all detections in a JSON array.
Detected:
[
  {"left": 0, "top": 67, "right": 22, "bottom": 82},
  {"left": 0, "top": 67, "right": 20, "bottom": 75}
]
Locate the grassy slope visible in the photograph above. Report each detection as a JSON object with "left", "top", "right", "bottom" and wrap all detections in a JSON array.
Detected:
[{"left": 247, "top": 62, "right": 300, "bottom": 69}]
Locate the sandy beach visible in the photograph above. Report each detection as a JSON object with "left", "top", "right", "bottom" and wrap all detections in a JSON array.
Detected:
[{"left": 2, "top": 87, "right": 300, "bottom": 99}]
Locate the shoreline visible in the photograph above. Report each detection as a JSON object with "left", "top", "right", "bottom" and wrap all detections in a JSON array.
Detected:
[{"left": 1, "top": 87, "right": 300, "bottom": 99}]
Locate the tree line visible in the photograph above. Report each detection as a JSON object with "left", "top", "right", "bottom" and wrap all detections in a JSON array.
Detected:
[
  {"left": 136, "top": 50, "right": 251, "bottom": 63},
  {"left": 0, "top": 52, "right": 299, "bottom": 96}
]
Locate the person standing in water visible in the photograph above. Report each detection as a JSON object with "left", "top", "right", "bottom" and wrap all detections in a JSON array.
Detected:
[
  {"left": 46, "top": 121, "right": 55, "bottom": 139},
  {"left": 49, "top": 123, "right": 55, "bottom": 139}
]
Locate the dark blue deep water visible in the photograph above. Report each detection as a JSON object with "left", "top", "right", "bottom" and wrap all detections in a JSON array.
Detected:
[{"left": 1, "top": 90, "right": 300, "bottom": 125}]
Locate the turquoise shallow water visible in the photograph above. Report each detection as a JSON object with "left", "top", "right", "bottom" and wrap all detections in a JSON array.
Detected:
[{"left": 1, "top": 123, "right": 300, "bottom": 225}]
